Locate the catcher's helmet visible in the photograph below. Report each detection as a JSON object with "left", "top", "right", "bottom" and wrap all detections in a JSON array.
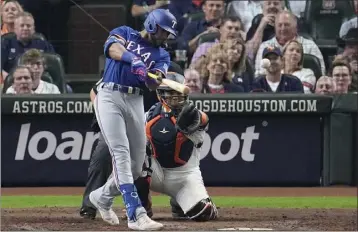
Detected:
[
  {"left": 144, "top": 9, "right": 177, "bottom": 37},
  {"left": 156, "top": 72, "right": 188, "bottom": 112}
]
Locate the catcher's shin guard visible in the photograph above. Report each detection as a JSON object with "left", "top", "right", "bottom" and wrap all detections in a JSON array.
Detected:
[
  {"left": 134, "top": 176, "right": 153, "bottom": 218},
  {"left": 186, "top": 198, "right": 218, "bottom": 222}
]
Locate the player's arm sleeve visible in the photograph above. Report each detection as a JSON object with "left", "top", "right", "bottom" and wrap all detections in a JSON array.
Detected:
[
  {"left": 103, "top": 26, "right": 129, "bottom": 58},
  {"left": 186, "top": 111, "right": 209, "bottom": 145}
]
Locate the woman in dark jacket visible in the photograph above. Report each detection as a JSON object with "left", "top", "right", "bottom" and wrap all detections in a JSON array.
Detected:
[
  {"left": 194, "top": 42, "right": 244, "bottom": 94},
  {"left": 225, "top": 38, "right": 254, "bottom": 92}
]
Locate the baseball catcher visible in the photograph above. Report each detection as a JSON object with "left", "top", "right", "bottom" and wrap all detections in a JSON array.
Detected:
[{"left": 134, "top": 71, "right": 218, "bottom": 222}]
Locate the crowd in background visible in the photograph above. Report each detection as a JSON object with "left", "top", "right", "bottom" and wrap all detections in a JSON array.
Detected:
[{"left": 1, "top": 0, "right": 357, "bottom": 95}]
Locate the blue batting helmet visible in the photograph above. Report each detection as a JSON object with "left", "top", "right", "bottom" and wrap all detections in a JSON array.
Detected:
[{"left": 144, "top": 9, "right": 178, "bottom": 37}]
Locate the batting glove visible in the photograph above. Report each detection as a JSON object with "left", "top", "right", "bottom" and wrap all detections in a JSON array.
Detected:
[
  {"left": 131, "top": 58, "right": 148, "bottom": 80},
  {"left": 121, "top": 51, "right": 148, "bottom": 80}
]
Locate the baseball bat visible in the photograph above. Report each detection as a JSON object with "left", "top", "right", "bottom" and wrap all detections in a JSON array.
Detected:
[{"left": 148, "top": 72, "right": 190, "bottom": 95}]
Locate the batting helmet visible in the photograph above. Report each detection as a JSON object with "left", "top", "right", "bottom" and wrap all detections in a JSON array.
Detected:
[{"left": 144, "top": 9, "right": 178, "bottom": 37}]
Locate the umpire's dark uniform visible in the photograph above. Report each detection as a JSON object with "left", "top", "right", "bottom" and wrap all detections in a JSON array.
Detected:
[{"left": 80, "top": 82, "right": 112, "bottom": 219}]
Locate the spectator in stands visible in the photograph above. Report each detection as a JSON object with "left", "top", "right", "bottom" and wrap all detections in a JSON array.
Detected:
[
  {"left": 226, "top": 0, "right": 263, "bottom": 33},
  {"left": 6, "top": 65, "right": 33, "bottom": 94},
  {"left": 177, "top": 0, "right": 224, "bottom": 53},
  {"left": 251, "top": 46, "right": 304, "bottom": 93},
  {"left": 131, "top": 0, "right": 170, "bottom": 18},
  {"left": 184, "top": 68, "right": 203, "bottom": 93},
  {"left": 245, "top": 0, "right": 284, "bottom": 59},
  {"left": 331, "top": 58, "right": 354, "bottom": 94},
  {"left": 225, "top": 39, "right": 253, "bottom": 92},
  {"left": 255, "top": 11, "right": 325, "bottom": 76},
  {"left": 282, "top": 39, "right": 316, "bottom": 93},
  {"left": 1, "top": 0, "right": 23, "bottom": 35},
  {"left": 190, "top": 16, "right": 243, "bottom": 65},
  {"left": 336, "top": 28, "right": 358, "bottom": 92},
  {"left": 286, "top": 0, "right": 306, "bottom": 18},
  {"left": 196, "top": 43, "right": 244, "bottom": 93},
  {"left": 1, "top": 12, "right": 55, "bottom": 78},
  {"left": 7, "top": 49, "right": 60, "bottom": 94},
  {"left": 131, "top": 0, "right": 201, "bottom": 33},
  {"left": 315, "top": 76, "right": 336, "bottom": 95}
]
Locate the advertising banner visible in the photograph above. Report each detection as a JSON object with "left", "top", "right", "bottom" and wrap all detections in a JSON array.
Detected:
[{"left": 1, "top": 114, "right": 322, "bottom": 187}]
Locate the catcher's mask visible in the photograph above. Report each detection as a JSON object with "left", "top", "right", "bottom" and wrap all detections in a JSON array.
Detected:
[{"left": 156, "top": 72, "right": 188, "bottom": 112}]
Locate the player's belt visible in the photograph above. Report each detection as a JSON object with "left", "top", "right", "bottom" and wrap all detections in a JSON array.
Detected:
[{"left": 100, "top": 82, "right": 143, "bottom": 95}]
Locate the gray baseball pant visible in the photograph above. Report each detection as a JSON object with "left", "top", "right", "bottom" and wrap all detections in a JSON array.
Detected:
[{"left": 92, "top": 84, "right": 146, "bottom": 208}]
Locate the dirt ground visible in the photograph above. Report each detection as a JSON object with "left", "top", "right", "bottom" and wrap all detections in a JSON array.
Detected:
[{"left": 1, "top": 187, "right": 357, "bottom": 231}]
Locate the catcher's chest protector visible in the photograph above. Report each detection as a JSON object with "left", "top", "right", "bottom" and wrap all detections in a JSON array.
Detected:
[{"left": 146, "top": 104, "right": 194, "bottom": 168}]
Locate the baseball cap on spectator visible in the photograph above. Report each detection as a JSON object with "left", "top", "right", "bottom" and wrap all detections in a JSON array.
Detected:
[
  {"left": 337, "top": 28, "right": 358, "bottom": 48},
  {"left": 262, "top": 46, "right": 282, "bottom": 58}
]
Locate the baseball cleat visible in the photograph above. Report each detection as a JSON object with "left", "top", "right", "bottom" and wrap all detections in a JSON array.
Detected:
[
  {"left": 79, "top": 206, "right": 96, "bottom": 220},
  {"left": 128, "top": 207, "right": 163, "bottom": 231},
  {"left": 89, "top": 192, "right": 120, "bottom": 225},
  {"left": 121, "top": 208, "right": 153, "bottom": 220}
]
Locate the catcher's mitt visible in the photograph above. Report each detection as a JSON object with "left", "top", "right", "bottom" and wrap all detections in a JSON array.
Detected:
[{"left": 175, "top": 103, "right": 201, "bottom": 134}]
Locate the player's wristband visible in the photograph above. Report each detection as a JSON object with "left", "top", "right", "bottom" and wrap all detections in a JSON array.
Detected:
[{"left": 121, "top": 51, "right": 137, "bottom": 63}]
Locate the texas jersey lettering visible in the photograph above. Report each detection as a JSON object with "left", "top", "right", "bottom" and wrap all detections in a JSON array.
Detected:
[{"left": 103, "top": 26, "right": 170, "bottom": 89}]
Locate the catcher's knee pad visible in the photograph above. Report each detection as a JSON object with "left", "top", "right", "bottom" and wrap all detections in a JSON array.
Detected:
[{"left": 186, "top": 198, "right": 218, "bottom": 222}]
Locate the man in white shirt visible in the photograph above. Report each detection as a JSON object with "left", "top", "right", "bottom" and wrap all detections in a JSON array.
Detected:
[
  {"left": 244, "top": 0, "right": 285, "bottom": 60},
  {"left": 226, "top": 0, "right": 263, "bottom": 33},
  {"left": 7, "top": 48, "right": 61, "bottom": 94},
  {"left": 286, "top": 0, "right": 306, "bottom": 18},
  {"left": 6, "top": 66, "right": 34, "bottom": 94},
  {"left": 255, "top": 10, "right": 325, "bottom": 76}
]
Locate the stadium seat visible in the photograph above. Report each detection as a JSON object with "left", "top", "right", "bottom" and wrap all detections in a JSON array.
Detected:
[
  {"left": 32, "top": 32, "right": 47, "bottom": 41},
  {"left": 42, "top": 53, "right": 67, "bottom": 93},
  {"left": 299, "top": 32, "right": 314, "bottom": 41},
  {"left": 18, "top": 53, "right": 67, "bottom": 93},
  {"left": 302, "top": 54, "right": 322, "bottom": 80},
  {"left": 197, "top": 32, "right": 220, "bottom": 47},
  {"left": 303, "top": 0, "right": 355, "bottom": 43}
]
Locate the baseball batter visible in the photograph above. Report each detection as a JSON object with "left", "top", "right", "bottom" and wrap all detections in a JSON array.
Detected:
[
  {"left": 89, "top": 9, "right": 177, "bottom": 231},
  {"left": 135, "top": 72, "right": 218, "bottom": 222}
]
